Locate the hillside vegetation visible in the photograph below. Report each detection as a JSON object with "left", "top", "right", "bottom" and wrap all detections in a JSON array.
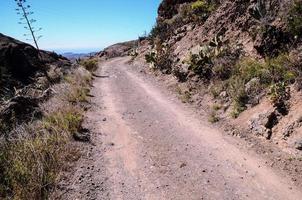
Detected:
[
  {"left": 0, "top": 34, "right": 97, "bottom": 199},
  {"left": 127, "top": 0, "right": 302, "bottom": 151}
]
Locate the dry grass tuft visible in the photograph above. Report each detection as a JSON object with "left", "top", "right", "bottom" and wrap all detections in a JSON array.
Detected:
[
  {"left": 79, "top": 58, "right": 98, "bottom": 72},
  {"left": 0, "top": 66, "right": 91, "bottom": 199}
]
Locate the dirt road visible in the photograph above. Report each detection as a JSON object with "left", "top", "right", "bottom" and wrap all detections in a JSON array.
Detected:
[{"left": 59, "top": 57, "right": 302, "bottom": 200}]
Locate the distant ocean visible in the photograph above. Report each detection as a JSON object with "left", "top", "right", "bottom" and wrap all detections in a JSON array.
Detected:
[{"left": 48, "top": 48, "right": 102, "bottom": 54}]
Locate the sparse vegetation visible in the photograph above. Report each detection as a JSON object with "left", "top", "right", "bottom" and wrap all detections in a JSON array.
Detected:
[
  {"left": 233, "top": 54, "right": 296, "bottom": 85},
  {"left": 176, "top": 86, "right": 192, "bottom": 103},
  {"left": 287, "top": 0, "right": 302, "bottom": 38},
  {"left": 212, "top": 104, "right": 222, "bottom": 111},
  {"left": 145, "top": 39, "right": 173, "bottom": 74},
  {"left": 0, "top": 67, "right": 92, "bottom": 199},
  {"left": 210, "top": 83, "right": 226, "bottom": 98},
  {"left": 0, "top": 107, "right": 82, "bottom": 199},
  {"left": 191, "top": 0, "right": 217, "bottom": 20},
  {"left": 222, "top": 54, "right": 296, "bottom": 117},
  {"left": 67, "top": 87, "right": 90, "bottom": 103},
  {"left": 79, "top": 58, "right": 98, "bottom": 72},
  {"left": 209, "top": 111, "right": 219, "bottom": 123},
  {"left": 269, "top": 81, "right": 290, "bottom": 107},
  {"left": 148, "top": 21, "right": 171, "bottom": 42},
  {"left": 181, "top": 91, "right": 192, "bottom": 103},
  {"left": 43, "top": 108, "right": 83, "bottom": 134},
  {"left": 228, "top": 77, "right": 248, "bottom": 118},
  {"left": 186, "top": 35, "right": 225, "bottom": 79},
  {"left": 145, "top": 51, "right": 157, "bottom": 67}
]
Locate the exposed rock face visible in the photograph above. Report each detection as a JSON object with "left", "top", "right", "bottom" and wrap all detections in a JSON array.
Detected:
[{"left": 249, "top": 109, "right": 280, "bottom": 139}]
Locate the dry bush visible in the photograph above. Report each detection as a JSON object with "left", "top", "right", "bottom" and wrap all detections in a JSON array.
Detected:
[
  {"left": 79, "top": 58, "right": 98, "bottom": 72},
  {"left": 64, "top": 68, "right": 92, "bottom": 103},
  {"left": 0, "top": 66, "right": 91, "bottom": 199}
]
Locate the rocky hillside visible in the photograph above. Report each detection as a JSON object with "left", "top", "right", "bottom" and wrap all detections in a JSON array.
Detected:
[
  {"left": 129, "top": 0, "right": 302, "bottom": 152},
  {"left": 0, "top": 33, "right": 71, "bottom": 133},
  {"left": 0, "top": 33, "right": 70, "bottom": 98},
  {"left": 97, "top": 40, "right": 139, "bottom": 59}
]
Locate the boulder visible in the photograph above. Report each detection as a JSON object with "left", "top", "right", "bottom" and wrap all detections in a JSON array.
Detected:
[
  {"left": 249, "top": 109, "right": 280, "bottom": 139},
  {"left": 294, "top": 139, "right": 302, "bottom": 150}
]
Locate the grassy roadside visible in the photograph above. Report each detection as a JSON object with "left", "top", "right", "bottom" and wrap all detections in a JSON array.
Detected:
[{"left": 0, "top": 59, "right": 98, "bottom": 199}]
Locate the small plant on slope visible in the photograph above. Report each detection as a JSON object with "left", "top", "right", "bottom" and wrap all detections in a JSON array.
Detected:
[{"left": 287, "top": 0, "right": 302, "bottom": 39}]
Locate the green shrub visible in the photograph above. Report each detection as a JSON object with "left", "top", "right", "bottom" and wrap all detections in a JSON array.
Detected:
[
  {"left": 210, "top": 83, "right": 225, "bottom": 98},
  {"left": 235, "top": 55, "right": 296, "bottom": 85},
  {"left": 145, "top": 51, "right": 157, "bottom": 64},
  {"left": 209, "top": 111, "right": 219, "bottom": 123},
  {"left": 186, "top": 35, "right": 229, "bottom": 79},
  {"left": 212, "top": 104, "right": 222, "bottom": 111},
  {"left": 268, "top": 54, "right": 297, "bottom": 83},
  {"left": 145, "top": 39, "right": 173, "bottom": 73},
  {"left": 235, "top": 58, "right": 268, "bottom": 83},
  {"left": 228, "top": 77, "right": 248, "bottom": 118},
  {"left": 191, "top": 0, "right": 216, "bottom": 20},
  {"left": 288, "top": 0, "right": 302, "bottom": 38},
  {"left": 226, "top": 54, "right": 296, "bottom": 117},
  {"left": 269, "top": 82, "right": 290, "bottom": 106},
  {"left": 212, "top": 63, "right": 233, "bottom": 80},
  {"left": 80, "top": 59, "right": 98, "bottom": 72},
  {"left": 231, "top": 105, "right": 246, "bottom": 119},
  {"left": 187, "top": 51, "right": 213, "bottom": 78}
]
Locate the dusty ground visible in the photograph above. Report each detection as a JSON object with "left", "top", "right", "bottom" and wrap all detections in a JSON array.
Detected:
[{"left": 56, "top": 57, "right": 302, "bottom": 200}]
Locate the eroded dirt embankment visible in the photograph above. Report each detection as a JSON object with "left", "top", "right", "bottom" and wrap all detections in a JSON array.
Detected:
[{"left": 57, "top": 57, "right": 302, "bottom": 200}]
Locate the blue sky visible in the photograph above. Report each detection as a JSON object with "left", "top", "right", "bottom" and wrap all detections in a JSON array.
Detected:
[{"left": 0, "top": 0, "right": 161, "bottom": 53}]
